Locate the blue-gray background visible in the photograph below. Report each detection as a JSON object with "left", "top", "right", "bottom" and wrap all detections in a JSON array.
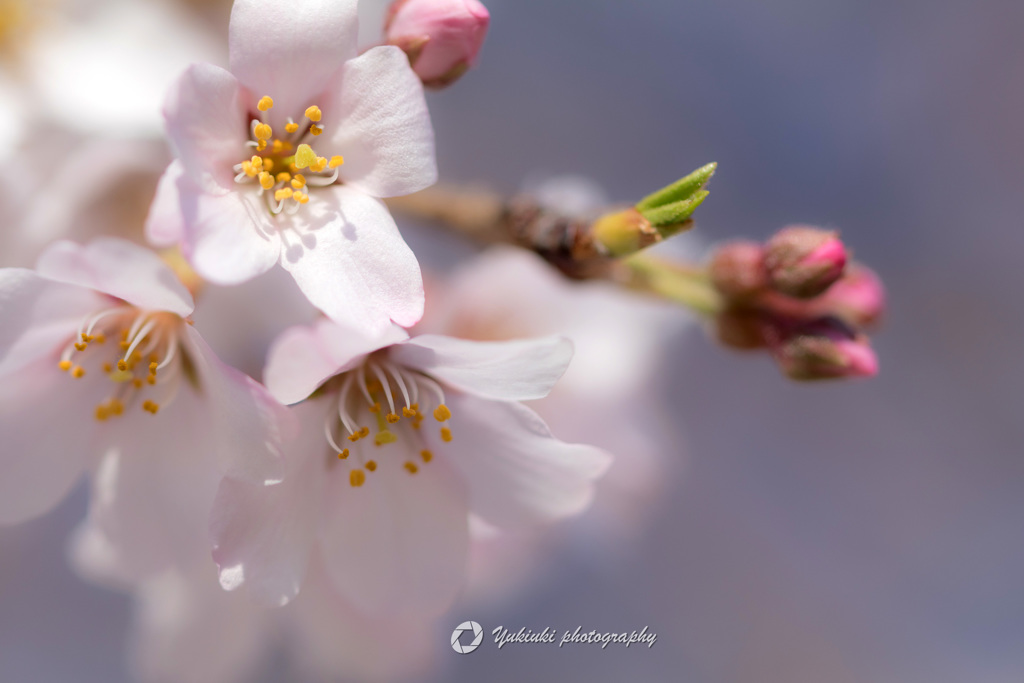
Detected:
[{"left": 3, "top": 0, "right": 1023, "bottom": 681}]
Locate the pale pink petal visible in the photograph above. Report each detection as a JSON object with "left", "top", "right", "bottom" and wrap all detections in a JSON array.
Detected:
[
  {"left": 130, "top": 567, "right": 272, "bottom": 683},
  {"left": 391, "top": 334, "right": 573, "bottom": 401},
  {"left": 35, "top": 239, "right": 194, "bottom": 316},
  {"left": 0, "top": 269, "right": 104, "bottom": 376},
  {"left": 163, "top": 63, "right": 246, "bottom": 190},
  {"left": 0, "top": 357, "right": 99, "bottom": 523},
  {"left": 280, "top": 186, "right": 423, "bottom": 332},
  {"left": 318, "top": 450, "right": 470, "bottom": 617},
  {"left": 288, "top": 555, "right": 436, "bottom": 681},
  {"left": 264, "top": 319, "right": 408, "bottom": 405},
  {"left": 182, "top": 326, "right": 291, "bottom": 484},
  {"left": 326, "top": 46, "right": 437, "bottom": 198},
  {"left": 210, "top": 401, "right": 328, "bottom": 607},
  {"left": 145, "top": 161, "right": 187, "bottom": 247},
  {"left": 433, "top": 393, "right": 612, "bottom": 529},
  {"left": 82, "top": 389, "right": 221, "bottom": 581},
  {"left": 229, "top": 0, "right": 358, "bottom": 128},
  {"left": 178, "top": 179, "right": 281, "bottom": 286}
]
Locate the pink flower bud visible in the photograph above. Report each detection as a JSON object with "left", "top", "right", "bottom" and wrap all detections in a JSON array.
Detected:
[
  {"left": 809, "top": 264, "right": 885, "bottom": 328},
  {"left": 708, "top": 240, "right": 768, "bottom": 301},
  {"left": 770, "top": 317, "right": 878, "bottom": 381},
  {"left": 763, "top": 225, "right": 847, "bottom": 299},
  {"left": 385, "top": 0, "right": 490, "bottom": 89}
]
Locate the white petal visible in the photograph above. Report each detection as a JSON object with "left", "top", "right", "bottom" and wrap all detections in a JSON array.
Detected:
[
  {"left": 435, "top": 393, "right": 612, "bottom": 529},
  {"left": 326, "top": 46, "right": 437, "bottom": 198},
  {"left": 145, "top": 161, "right": 187, "bottom": 247},
  {"left": 0, "top": 268, "right": 103, "bottom": 376},
  {"left": 280, "top": 186, "right": 424, "bottom": 332},
  {"left": 391, "top": 334, "right": 573, "bottom": 401},
  {"left": 209, "top": 401, "right": 328, "bottom": 607},
  {"left": 229, "top": 0, "right": 358, "bottom": 129},
  {"left": 318, "top": 449, "right": 470, "bottom": 617},
  {"left": 82, "top": 390, "right": 222, "bottom": 582},
  {"left": 178, "top": 179, "right": 281, "bottom": 286},
  {"left": 163, "top": 63, "right": 246, "bottom": 190},
  {"left": 264, "top": 319, "right": 408, "bottom": 405},
  {"left": 130, "top": 566, "right": 272, "bottom": 683},
  {"left": 36, "top": 238, "right": 194, "bottom": 316},
  {"left": 0, "top": 357, "right": 96, "bottom": 523},
  {"left": 182, "top": 326, "right": 291, "bottom": 484},
  {"left": 288, "top": 556, "right": 436, "bottom": 681}
]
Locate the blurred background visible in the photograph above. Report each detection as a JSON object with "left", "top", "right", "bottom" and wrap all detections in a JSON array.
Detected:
[{"left": 2, "top": 0, "right": 1023, "bottom": 681}]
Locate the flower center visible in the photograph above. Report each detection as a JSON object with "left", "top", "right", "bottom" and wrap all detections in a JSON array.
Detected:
[
  {"left": 232, "top": 95, "right": 345, "bottom": 216},
  {"left": 58, "top": 307, "right": 188, "bottom": 421},
  {"left": 322, "top": 357, "right": 454, "bottom": 488}
]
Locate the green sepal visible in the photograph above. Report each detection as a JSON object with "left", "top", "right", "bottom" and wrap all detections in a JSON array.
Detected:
[
  {"left": 641, "top": 190, "right": 709, "bottom": 229},
  {"left": 635, "top": 162, "right": 717, "bottom": 213}
]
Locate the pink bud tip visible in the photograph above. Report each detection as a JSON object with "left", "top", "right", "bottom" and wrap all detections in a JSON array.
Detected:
[
  {"left": 764, "top": 225, "right": 848, "bottom": 299},
  {"left": 771, "top": 317, "right": 878, "bottom": 381},
  {"left": 385, "top": 0, "right": 491, "bottom": 89}
]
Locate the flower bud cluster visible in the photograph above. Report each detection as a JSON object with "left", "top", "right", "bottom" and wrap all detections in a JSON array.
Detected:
[{"left": 708, "top": 226, "right": 884, "bottom": 380}]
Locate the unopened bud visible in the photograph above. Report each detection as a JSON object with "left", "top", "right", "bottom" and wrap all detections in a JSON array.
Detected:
[
  {"left": 771, "top": 317, "right": 878, "bottom": 381},
  {"left": 810, "top": 264, "right": 885, "bottom": 328},
  {"left": 764, "top": 225, "right": 847, "bottom": 298},
  {"left": 592, "top": 207, "right": 660, "bottom": 256},
  {"left": 385, "top": 0, "right": 490, "bottom": 89},
  {"left": 708, "top": 241, "right": 767, "bottom": 300}
]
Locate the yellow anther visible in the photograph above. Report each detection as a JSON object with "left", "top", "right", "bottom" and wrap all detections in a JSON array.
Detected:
[
  {"left": 59, "top": 360, "right": 72, "bottom": 372},
  {"left": 433, "top": 404, "right": 451, "bottom": 422},
  {"left": 440, "top": 427, "right": 453, "bottom": 442},
  {"left": 74, "top": 342, "right": 87, "bottom": 351},
  {"left": 274, "top": 188, "right": 294, "bottom": 201},
  {"left": 285, "top": 122, "right": 299, "bottom": 133},
  {"left": 386, "top": 412, "right": 400, "bottom": 424},
  {"left": 329, "top": 155, "right": 345, "bottom": 169},
  {"left": 309, "top": 125, "right": 323, "bottom": 136},
  {"left": 294, "top": 143, "right": 316, "bottom": 169},
  {"left": 311, "top": 156, "right": 328, "bottom": 173},
  {"left": 276, "top": 172, "right": 292, "bottom": 183},
  {"left": 338, "top": 448, "right": 350, "bottom": 459},
  {"left": 295, "top": 192, "right": 309, "bottom": 204},
  {"left": 350, "top": 469, "right": 366, "bottom": 487},
  {"left": 375, "top": 431, "right": 397, "bottom": 446},
  {"left": 291, "top": 174, "right": 306, "bottom": 189},
  {"left": 257, "top": 95, "right": 274, "bottom": 111},
  {"left": 421, "top": 449, "right": 433, "bottom": 463},
  {"left": 404, "top": 462, "right": 419, "bottom": 475},
  {"left": 72, "top": 366, "right": 86, "bottom": 378},
  {"left": 368, "top": 402, "right": 381, "bottom": 414},
  {"left": 117, "top": 360, "right": 128, "bottom": 371},
  {"left": 253, "top": 122, "right": 272, "bottom": 141},
  {"left": 365, "top": 460, "right": 377, "bottom": 472},
  {"left": 304, "top": 105, "right": 322, "bottom": 122},
  {"left": 258, "top": 172, "right": 275, "bottom": 190}
]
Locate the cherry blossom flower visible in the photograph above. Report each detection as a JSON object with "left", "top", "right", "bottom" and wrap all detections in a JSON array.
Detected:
[
  {"left": 146, "top": 0, "right": 436, "bottom": 333},
  {"left": 0, "top": 238, "right": 289, "bottom": 579},
  {"left": 210, "top": 320, "right": 611, "bottom": 616}
]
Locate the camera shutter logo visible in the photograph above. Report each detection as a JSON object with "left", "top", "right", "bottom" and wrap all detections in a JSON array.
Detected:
[{"left": 451, "top": 621, "right": 484, "bottom": 654}]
